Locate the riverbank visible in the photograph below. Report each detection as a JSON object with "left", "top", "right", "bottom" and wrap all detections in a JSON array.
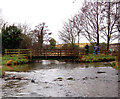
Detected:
[
  {"left": 74, "top": 54, "right": 120, "bottom": 70},
  {"left": 75, "top": 54, "right": 116, "bottom": 63},
  {"left": 1, "top": 55, "right": 29, "bottom": 65},
  {"left": 1, "top": 54, "right": 116, "bottom": 65}
]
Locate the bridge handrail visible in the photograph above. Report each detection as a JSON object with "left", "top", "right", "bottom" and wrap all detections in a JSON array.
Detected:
[{"left": 4, "top": 49, "right": 118, "bottom": 58}]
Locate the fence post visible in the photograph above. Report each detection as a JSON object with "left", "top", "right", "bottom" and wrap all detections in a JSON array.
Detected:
[
  {"left": 5, "top": 49, "right": 7, "bottom": 55},
  {"left": 18, "top": 49, "right": 20, "bottom": 55},
  {"left": 29, "top": 50, "right": 32, "bottom": 60}
]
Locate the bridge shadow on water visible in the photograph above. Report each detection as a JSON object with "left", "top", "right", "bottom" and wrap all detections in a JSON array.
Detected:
[{"left": 31, "top": 56, "right": 78, "bottom": 61}]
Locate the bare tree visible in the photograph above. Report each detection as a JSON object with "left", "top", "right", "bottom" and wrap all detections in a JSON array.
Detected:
[
  {"left": 33, "top": 22, "right": 52, "bottom": 49},
  {"left": 59, "top": 18, "right": 77, "bottom": 45},
  {"left": 17, "top": 23, "right": 33, "bottom": 49},
  {"left": 71, "top": 14, "right": 83, "bottom": 45},
  {"left": 80, "top": 1, "right": 105, "bottom": 45},
  {"left": 116, "top": 2, "right": 120, "bottom": 39},
  {"left": 116, "top": 1, "right": 120, "bottom": 67},
  {"left": 18, "top": 23, "right": 31, "bottom": 35},
  {"left": 101, "top": 2, "right": 119, "bottom": 51}
]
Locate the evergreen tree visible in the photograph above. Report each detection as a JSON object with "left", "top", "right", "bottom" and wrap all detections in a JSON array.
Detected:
[{"left": 2, "top": 25, "right": 23, "bottom": 51}]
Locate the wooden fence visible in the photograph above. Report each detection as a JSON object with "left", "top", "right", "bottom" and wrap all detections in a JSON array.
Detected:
[{"left": 5, "top": 49, "right": 32, "bottom": 59}]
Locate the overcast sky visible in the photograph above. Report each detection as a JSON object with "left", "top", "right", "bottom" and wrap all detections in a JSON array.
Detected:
[
  {"left": 0, "top": 0, "right": 87, "bottom": 44},
  {"left": 0, "top": 0, "right": 118, "bottom": 44}
]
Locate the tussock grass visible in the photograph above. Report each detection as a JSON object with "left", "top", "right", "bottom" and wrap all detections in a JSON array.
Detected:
[{"left": 1, "top": 54, "right": 29, "bottom": 65}]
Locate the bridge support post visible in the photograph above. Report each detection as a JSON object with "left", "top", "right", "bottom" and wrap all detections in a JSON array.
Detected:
[{"left": 60, "top": 49, "right": 62, "bottom": 59}]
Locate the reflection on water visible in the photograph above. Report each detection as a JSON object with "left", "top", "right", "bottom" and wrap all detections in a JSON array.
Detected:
[
  {"left": 1, "top": 60, "right": 119, "bottom": 97},
  {"left": 2, "top": 60, "right": 114, "bottom": 72},
  {"left": 2, "top": 64, "right": 34, "bottom": 72}
]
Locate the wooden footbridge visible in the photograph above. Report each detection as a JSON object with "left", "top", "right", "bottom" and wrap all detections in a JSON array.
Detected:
[
  {"left": 5, "top": 49, "right": 117, "bottom": 60},
  {"left": 5, "top": 49, "right": 84, "bottom": 59}
]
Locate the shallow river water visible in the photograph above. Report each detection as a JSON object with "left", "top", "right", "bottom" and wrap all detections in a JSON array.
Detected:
[{"left": 0, "top": 60, "right": 119, "bottom": 97}]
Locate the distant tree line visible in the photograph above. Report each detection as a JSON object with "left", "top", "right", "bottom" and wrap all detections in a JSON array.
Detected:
[{"left": 59, "top": 1, "right": 120, "bottom": 51}]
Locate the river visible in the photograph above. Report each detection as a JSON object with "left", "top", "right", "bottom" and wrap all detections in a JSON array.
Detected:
[{"left": 0, "top": 60, "right": 119, "bottom": 97}]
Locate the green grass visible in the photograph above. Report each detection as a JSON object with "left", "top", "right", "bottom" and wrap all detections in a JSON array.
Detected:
[
  {"left": 113, "top": 61, "right": 120, "bottom": 70},
  {"left": 1, "top": 54, "right": 29, "bottom": 65},
  {"left": 77, "top": 54, "right": 116, "bottom": 63}
]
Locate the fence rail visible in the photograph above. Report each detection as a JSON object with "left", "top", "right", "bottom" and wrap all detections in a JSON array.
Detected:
[
  {"left": 5, "top": 49, "right": 32, "bottom": 59},
  {"left": 32, "top": 49, "right": 82, "bottom": 56}
]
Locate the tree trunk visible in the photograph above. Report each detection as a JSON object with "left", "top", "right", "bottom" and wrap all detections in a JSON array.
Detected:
[
  {"left": 97, "top": 33, "right": 99, "bottom": 45},
  {"left": 107, "top": 37, "right": 110, "bottom": 54},
  {"left": 118, "top": 2, "right": 120, "bottom": 65},
  {"left": 96, "top": 1, "right": 99, "bottom": 46},
  {"left": 107, "top": 2, "right": 111, "bottom": 52},
  {"left": 105, "top": 2, "right": 111, "bottom": 54},
  {"left": 78, "top": 32, "right": 79, "bottom": 45},
  {"left": 40, "top": 27, "right": 44, "bottom": 49}
]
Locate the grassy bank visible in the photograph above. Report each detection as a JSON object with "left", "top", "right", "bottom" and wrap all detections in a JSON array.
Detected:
[
  {"left": 75, "top": 54, "right": 116, "bottom": 63},
  {"left": 1, "top": 54, "right": 29, "bottom": 65},
  {"left": 112, "top": 61, "right": 120, "bottom": 70},
  {"left": 75, "top": 54, "right": 120, "bottom": 70},
  {"left": 1, "top": 54, "right": 116, "bottom": 65}
]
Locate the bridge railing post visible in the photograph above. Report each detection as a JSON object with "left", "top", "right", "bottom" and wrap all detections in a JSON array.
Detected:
[
  {"left": 60, "top": 49, "right": 61, "bottom": 57},
  {"left": 18, "top": 49, "right": 20, "bottom": 55},
  {"left": 5, "top": 49, "right": 7, "bottom": 55},
  {"left": 29, "top": 50, "right": 32, "bottom": 60}
]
